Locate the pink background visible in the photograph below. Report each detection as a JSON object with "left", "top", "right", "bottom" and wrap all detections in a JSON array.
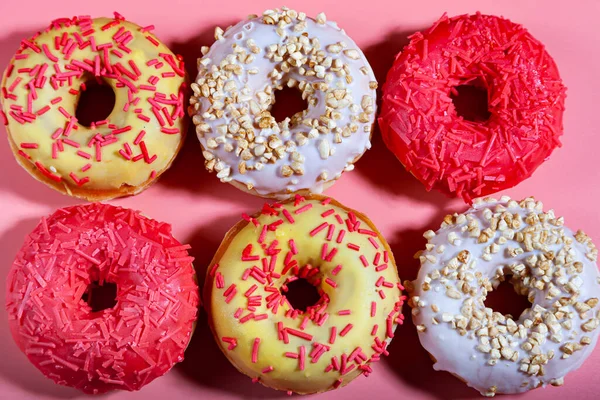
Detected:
[{"left": 1, "top": 0, "right": 599, "bottom": 398}]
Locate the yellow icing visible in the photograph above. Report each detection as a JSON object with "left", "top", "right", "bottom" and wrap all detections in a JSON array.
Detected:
[
  {"left": 1, "top": 16, "right": 186, "bottom": 195},
  {"left": 206, "top": 196, "right": 402, "bottom": 393}
]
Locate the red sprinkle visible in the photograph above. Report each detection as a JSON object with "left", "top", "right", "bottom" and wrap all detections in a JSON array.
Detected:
[
  {"left": 252, "top": 338, "right": 260, "bottom": 363},
  {"left": 340, "top": 323, "right": 353, "bottom": 337}
]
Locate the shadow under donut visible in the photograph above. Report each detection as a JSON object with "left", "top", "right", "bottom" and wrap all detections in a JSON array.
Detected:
[
  {"left": 0, "top": 217, "right": 82, "bottom": 399},
  {"left": 356, "top": 29, "right": 452, "bottom": 208},
  {"left": 382, "top": 208, "right": 485, "bottom": 399},
  {"left": 175, "top": 214, "right": 284, "bottom": 399},
  {"left": 157, "top": 24, "right": 266, "bottom": 205}
]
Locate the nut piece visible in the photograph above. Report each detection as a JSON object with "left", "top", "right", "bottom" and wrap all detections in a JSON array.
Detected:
[{"left": 318, "top": 139, "right": 330, "bottom": 160}]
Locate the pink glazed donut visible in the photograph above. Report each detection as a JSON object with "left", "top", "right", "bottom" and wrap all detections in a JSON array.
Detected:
[{"left": 6, "top": 203, "right": 199, "bottom": 393}]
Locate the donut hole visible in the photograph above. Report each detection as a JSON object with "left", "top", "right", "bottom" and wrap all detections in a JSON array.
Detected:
[
  {"left": 75, "top": 78, "right": 116, "bottom": 127},
  {"left": 270, "top": 86, "right": 308, "bottom": 123},
  {"left": 82, "top": 281, "right": 118, "bottom": 313},
  {"left": 450, "top": 83, "right": 491, "bottom": 122},
  {"left": 484, "top": 276, "right": 530, "bottom": 319},
  {"left": 282, "top": 278, "right": 321, "bottom": 312}
]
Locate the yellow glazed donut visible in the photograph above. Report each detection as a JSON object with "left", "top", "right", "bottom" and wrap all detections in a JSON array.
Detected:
[
  {"left": 1, "top": 13, "right": 187, "bottom": 200},
  {"left": 204, "top": 194, "right": 404, "bottom": 394}
]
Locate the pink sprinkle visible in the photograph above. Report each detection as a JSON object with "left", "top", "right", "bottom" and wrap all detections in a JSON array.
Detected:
[
  {"left": 286, "top": 328, "right": 313, "bottom": 341},
  {"left": 258, "top": 225, "right": 267, "bottom": 243},
  {"left": 294, "top": 204, "right": 313, "bottom": 214},
  {"left": 321, "top": 209, "right": 335, "bottom": 217},
  {"left": 20, "top": 142, "right": 38, "bottom": 149},
  {"left": 331, "top": 265, "right": 342, "bottom": 275},
  {"left": 325, "top": 278, "right": 337, "bottom": 288},
  {"left": 326, "top": 224, "right": 335, "bottom": 241},
  {"left": 324, "top": 248, "right": 338, "bottom": 262},
  {"left": 309, "top": 222, "right": 328, "bottom": 237},
  {"left": 371, "top": 301, "right": 377, "bottom": 317},
  {"left": 347, "top": 243, "right": 360, "bottom": 251},
  {"left": 386, "top": 317, "right": 395, "bottom": 338},
  {"left": 224, "top": 284, "right": 237, "bottom": 303},
  {"left": 282, "top": 208, "right": 295, "bottom": 223},
  {"left": 358, "top": 229, "right": 377, "bottom": 237},
  {"left": 146, "top": 35, "right": 160, "bottom": 46},
  {"left": 338, "top": 309, "right": 351, "bottom": 316},
  {"left": 329, "top": 327, "right": 337, "bottom": 344},
  {"left": 36, "top": 105, "right": 51, "bottom": 116},
  {"left": 374, "top": 253, "right": 381, "bottom": 265},
  {"left": 340, "top": 323, "right": 353, "bottom": 337},
  {"left": 62, "top": 138, "right": 80, "bottom": 148},
  {"left": 242, "top": 269, "right": 251, "bottom": 281},
  {"left": 222, "top": 337, "right": 237, "bottom": 350},
  {"left": 371, "top": 324, "right": 378, "bottom": 336},
  {"left": 119, "top": 149, "right": 131, "bottom": 160},
  {"left": 289, "top": 239, "right": 298, "bottom": 255},
  {"left": 240, "top": 313, "right": 255, "bottom": 323},
  {"left": 261, "top": 366, "right": 274, "bottom": 374},
  {"left": 336, "top": 230, "right": 346, "bottom": 244},
  {"left": 244, "top": 284, "right": 258, "bottom": 297},
  {"left": 252, "top": 338, "right": 260, "bottom": 363},
  {"left": 375, "top": 264, "right": 388, "bottom": 272},
  {"left": 299, "top": 345, "right": 306, "bottom": 371},
  {"left": 359, "top": 255, "right": 369, "bottom": 267},
  {"left": 76, "top": 150, "right": 92, "bottom": 159},
  {"left": 215, "top": 272, "right": 224, "bottom": 289},
  {"left": 368, "top": 237, "right": 380, "bottom": 249},
  {"left": 300, "top": 316, "right": 309, "bottom": 330},
  {"left": 321, "top": 243, "right": 328, "bottom": 260},
  {"left": 254, "top": 314, "right": 268, "bottom": 321},
  {"left": 209, "top": 263, "right": 219, "bottom": 276},
  {"left": 321, "top": 197, "right": 332, "bottom": 205}
]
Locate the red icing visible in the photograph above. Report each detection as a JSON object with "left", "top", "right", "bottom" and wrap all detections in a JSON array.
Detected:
[
  {"left": 379, "top": 13, "right": 566, "bottom": 203},
  {"left": 5, "top": 203, "right": 199, "bottom": 394}
]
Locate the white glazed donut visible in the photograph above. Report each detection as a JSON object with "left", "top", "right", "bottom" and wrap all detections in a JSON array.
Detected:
[
  {"left": 189, "top": 7, "right": 377, "bottom": 198},
  {"left": 407, "top": 196, "right": 600, "bottom": 396}
]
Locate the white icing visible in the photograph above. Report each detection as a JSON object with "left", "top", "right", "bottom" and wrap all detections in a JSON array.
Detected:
[
  {"left": 411, "top": 197, "right": 600, "bottom": 395},
  {"left": 190, "top": 9, "right": 377, "bottom": 197}
]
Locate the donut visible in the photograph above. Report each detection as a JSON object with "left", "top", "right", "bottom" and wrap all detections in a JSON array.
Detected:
[
  {"left": 379, "top": 14, "right": 566, "bottom": 203},
  {"left": 189, "top": 7, "right": 378, "bottom": 199},
  {"left": 204, "top": 194, "right": 404, "bottom": 393},
  {"left": 1, "top": 13, "right": 188, "bottom": 201},
  {"left": 406, "top": 196, "right": 600, "bottom": 396},
  {"left": 5, "top": 203, "right": 199, "bottom": 393}
]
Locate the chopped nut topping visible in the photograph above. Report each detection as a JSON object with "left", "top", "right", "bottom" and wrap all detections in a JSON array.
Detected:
[
  {"left": 189, "top": 7, "right": 376, "bottom": 188},
  {"left": 410, "top": 197, "right": 600, "bottom": 379}
]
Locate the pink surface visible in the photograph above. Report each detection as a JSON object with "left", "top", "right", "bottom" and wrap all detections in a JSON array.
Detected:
[{"left": 0, "top": 0, "right": 599, "bottom": 399}]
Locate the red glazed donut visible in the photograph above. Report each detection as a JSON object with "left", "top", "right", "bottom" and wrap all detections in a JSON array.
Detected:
[
  {"left": 5, "top": 203, "right": 199, "bottom": 393},
  {"left": 379, "top": 13, "right": 566, "bottom": 203}
]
